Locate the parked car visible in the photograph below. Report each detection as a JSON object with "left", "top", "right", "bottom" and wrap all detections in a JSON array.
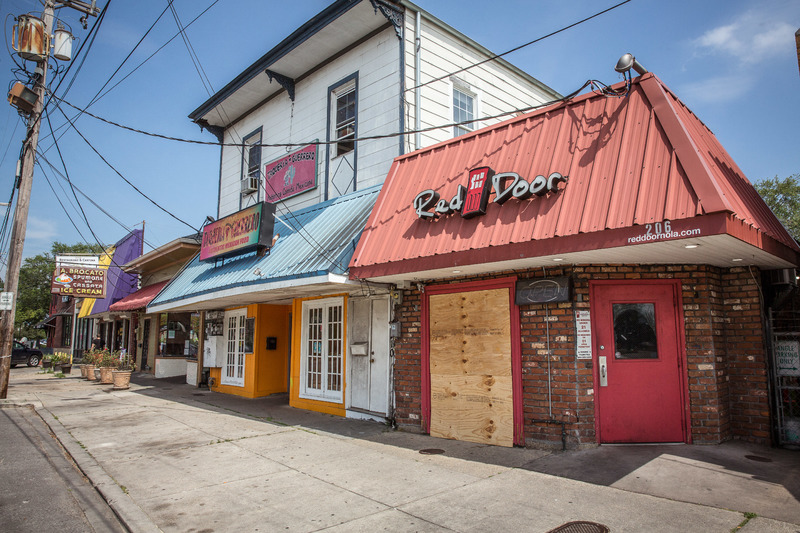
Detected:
[{"left": 10, "top": 341, "right": 42, "bottom": 367}]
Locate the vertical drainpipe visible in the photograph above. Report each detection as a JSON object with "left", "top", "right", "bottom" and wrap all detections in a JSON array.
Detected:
[{"left": 414, "top": 10, "right": 421, "bottom": 151}]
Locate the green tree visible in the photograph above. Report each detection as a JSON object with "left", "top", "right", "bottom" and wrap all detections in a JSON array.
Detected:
[
  {"left": 755, "top": 174, "right": 800, "bottom": 242},
  {"left": 12, "top": 242, "right": 104, "bottom": 341}
]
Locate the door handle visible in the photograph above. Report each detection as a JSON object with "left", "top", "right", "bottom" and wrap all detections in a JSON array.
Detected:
[{"left": 599, "top": 356, "right": 608, "bottom": 387}]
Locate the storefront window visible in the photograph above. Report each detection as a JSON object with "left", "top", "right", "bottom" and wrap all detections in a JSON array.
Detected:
[
  {"left": 158, "top": 312, "right": 200, "bottom": 357},
  {"left": 61, "top": 315, "right": 72, "bottom": 347}
]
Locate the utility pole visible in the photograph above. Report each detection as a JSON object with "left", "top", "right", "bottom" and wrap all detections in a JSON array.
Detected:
[{"left": 0, "top": 0, "right": 99, "bottom": 399}]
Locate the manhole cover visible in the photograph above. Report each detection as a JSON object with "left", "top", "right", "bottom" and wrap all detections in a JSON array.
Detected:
[
  {"left": 419, "top": 448, "right": 445, "bottom": 455},
  {"left": 546, "top": 521, "right": 609, "bottom": 533},
  {"left": 745, "top": 455, "right": 772, "bottom": 463}
]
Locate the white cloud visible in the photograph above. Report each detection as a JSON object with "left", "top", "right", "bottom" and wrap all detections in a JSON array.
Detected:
[
  {"left": 694, "top": 8, "right": 796, "bottom": 64},
  {"left": 25, "top": 217, "right": 59, "bottom": 242},
  {"left": 677, "top": 74, "right": 755, "bottom": 105}
]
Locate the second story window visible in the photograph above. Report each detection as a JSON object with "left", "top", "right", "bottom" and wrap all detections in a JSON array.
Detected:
[
  {"left": 334, "top": 84, "right": 356, "bottom": 157},
  {"left": 453, "top": 86, "right": 475, "bottom": 137},
  {"left": 241, "top": 130, "right": 261, "bottom": 196}
]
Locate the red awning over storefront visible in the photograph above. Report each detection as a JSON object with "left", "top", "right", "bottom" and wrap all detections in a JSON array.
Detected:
[
  {"left": 350, "top": 73, "right": 800, "bottom": 282},
  {"left": 108, "top": 280, "right": 170, "bottom": 312}
]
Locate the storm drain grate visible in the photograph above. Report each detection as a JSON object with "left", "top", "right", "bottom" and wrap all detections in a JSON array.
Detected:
[
  {"left": 546, "top": 521, "right": 609, "bottom": 533},
  {"left": 418, "top": 448, "right": 445, "bottom": 455},
  {"left": 745, "top": 455, "right": 772, "bottom": 463}
]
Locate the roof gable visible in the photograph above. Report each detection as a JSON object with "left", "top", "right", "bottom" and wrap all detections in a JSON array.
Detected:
[{"left": 350, "top": 74, "right": 798, "bottom": 279}]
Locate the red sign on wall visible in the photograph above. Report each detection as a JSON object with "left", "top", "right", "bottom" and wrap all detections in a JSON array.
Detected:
[{"left": 263, "top": 144, "right": 317, "bottom": 203}]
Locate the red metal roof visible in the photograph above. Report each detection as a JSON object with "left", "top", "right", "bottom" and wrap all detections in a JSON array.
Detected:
[
  {"left": 350, "top": 74, "right": 799, "bottom": 280},
  {"left": 108, "top": 280, "right": 170, "bottom": 312}
]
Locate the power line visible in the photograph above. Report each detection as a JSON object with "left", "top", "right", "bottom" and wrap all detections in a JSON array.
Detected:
[
  {"left": 35, "top": 150, "right": 159, "bottom": 251},
  {"left": 93, "top": 0, "right": 221, "bottom": 105},
  {"left": 85, "top": 1, "right": 174, "bottom": 111},
  {"left": 54, "top": 78, "right": 598, "bottom": 149},
  {"left": 405, "top": 0, "right": 633, "bottom": 94},
  {"left": 51, "top": 98, "right": 197, "bottom": 232}
]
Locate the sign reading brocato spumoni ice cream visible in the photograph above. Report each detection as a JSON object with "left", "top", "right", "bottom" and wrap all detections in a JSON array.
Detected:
[{"left": 51, "top": 266, "right": 107, "bottom": 298}]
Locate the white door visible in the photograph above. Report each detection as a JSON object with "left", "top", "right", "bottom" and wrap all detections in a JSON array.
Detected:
[
  {"left": 222, "top": 309, "right": 246, "bottom": 387},
  {"left": 348, "top": 296, "right": 390, "bottom": 416}
]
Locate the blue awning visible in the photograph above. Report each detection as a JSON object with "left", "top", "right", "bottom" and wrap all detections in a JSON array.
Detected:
[{"left": 148, "top": 185, "right": 381, "bottom": 313}]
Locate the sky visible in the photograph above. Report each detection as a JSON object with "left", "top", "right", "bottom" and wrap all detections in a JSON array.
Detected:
[{"left": 0, "top": 0, "right": 797, "bottom": 277}]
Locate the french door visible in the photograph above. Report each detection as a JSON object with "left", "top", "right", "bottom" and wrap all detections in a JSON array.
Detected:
[
  {"left": 222, "top": 309, "right": 247, "bottom": 387},
  {"left": 300, "top": 297, "right": 344, "bottom": 402}
]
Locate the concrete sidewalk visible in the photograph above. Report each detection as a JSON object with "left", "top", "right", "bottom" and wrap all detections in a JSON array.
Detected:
[{"left": 4, "top": 367, "right": 799, "bottom": 532}]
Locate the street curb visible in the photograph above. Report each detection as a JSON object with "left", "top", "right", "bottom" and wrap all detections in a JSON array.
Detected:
[{"left": 32, "top": 402, "right": 163, "bottom": 533}]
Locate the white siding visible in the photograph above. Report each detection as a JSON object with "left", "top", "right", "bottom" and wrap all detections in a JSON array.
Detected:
[
  {"left": 402, "top": 12, "right": 557, "bottom": 152},
  {"left": 218, "top": 27, "right": 401, "bottom": 218},
  {"left": 216, "top": 8, "right": 558, "bottom": 220}
]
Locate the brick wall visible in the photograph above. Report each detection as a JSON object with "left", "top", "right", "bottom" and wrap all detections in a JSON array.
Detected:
[
  {"left": 391, "top": 264, "right": 771, "bottom": 447},
  {"left": 723, "top": 267, "right": 770, "bottom": 444},
  {"left": 393, "top": 287, "right": 423, "bottom": 429}
]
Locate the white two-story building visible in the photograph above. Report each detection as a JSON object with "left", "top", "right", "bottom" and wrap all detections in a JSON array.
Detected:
[{"left": 149, "top": 0, "right": 559, "bottom": 421}]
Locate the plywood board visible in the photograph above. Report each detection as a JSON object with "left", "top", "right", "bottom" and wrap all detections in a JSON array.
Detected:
[
  {"left": 430, "top": 375, "right": 514, "bottom": 446},
  {"left": 429, "top": 289, "right": 513, "bottom": 447}
]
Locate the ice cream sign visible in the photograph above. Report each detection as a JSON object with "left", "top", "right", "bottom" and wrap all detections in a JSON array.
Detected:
[
  {"left": 413, "top": 166, "right": 567, "bottom": 219},
  {"left": 51, "top": 266, "right": 107, "bottom": 298}
]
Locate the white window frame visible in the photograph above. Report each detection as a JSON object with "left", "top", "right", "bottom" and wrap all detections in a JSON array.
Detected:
[
  {"left": 241, "top": 130, "right": 261, "bottom": 197},
  {"left": 299, "top": 297, "right": 345, "bottom": 403},
  {"left": 221, "top": 309, "right": 247, "bottom": 387},
  {"left": 451, "top": 81, "right": 479, "bottom": 138},
  {"left": 331, "top": 81, "right": 356, "bottom": 158}
]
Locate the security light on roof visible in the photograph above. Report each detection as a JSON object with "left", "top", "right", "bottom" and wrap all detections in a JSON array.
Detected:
[{"left": 615, "top": 53, "right": 648, "bottom": 76}]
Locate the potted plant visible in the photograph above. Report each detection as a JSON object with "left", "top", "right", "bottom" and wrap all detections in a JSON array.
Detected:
[
  {"left": 57, "top": 352, "right": 73, "bottom": 375},
  {"left": 98, "top": 350, "right": 117, "bottom": 384},
  {"left": 51, "top": 352, "right": 65, "bottom": 372},
  {"left": 82, "top": 350, "right": 99, "bottom": 381},
  {"left": 112, "top": 354, "right": 135, "bottom": 390},
  {"left": 42, "top": 354, "right": 54, "bottom": 369}
]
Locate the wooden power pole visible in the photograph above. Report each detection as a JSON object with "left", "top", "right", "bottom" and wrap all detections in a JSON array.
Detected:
[{"left": 0, "top": 0, "right": 99, "bottom": 399}]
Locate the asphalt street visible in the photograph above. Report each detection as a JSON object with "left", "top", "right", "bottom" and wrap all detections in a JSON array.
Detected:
[{"left": 0, "top": 403, "right": 124, "bottom": 532}]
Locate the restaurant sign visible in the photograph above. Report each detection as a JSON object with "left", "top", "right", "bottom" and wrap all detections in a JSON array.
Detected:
[
  {"left": 413, "top": 166, "right": 567, "bottom": 219},
  {"left": 200, "top": 202, "right": 276, "bottom": 262},
  {"left": 263, "top": 144, "right": 317, "bottom": 203},
  {"left": 51, "top": 266, "right": 107, "bottom": 298}
]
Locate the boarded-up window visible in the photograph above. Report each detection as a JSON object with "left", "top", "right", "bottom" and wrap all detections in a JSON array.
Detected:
[{"left": 429, "top": 289, "right": 513, "bottom": 447}]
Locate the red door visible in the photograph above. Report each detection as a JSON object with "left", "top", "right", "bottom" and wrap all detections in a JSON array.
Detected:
[{"left": 591, "top": 281, "right": 687, "bottom": 443}]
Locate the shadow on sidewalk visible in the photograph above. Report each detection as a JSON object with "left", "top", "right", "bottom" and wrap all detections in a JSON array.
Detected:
[{"left": 127, "top": 372, "right": 800, "bottom": 510}]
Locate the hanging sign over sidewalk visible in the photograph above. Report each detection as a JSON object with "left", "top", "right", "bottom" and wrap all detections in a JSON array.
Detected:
[
  {"left": 200, "top": 202, "right": 276, "bottom": 262},
  {"left": 51, "top": 266, "right": 107, "bottom": 298}
]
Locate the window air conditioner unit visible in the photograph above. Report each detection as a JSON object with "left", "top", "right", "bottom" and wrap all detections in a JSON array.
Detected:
[{"left": 241, "top": 175, "right": 258, "bottom": 195}]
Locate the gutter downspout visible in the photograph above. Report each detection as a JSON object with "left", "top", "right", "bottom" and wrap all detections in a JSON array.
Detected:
[{"left": 414, "top": 10, "right": 421, "bottom": 151}]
